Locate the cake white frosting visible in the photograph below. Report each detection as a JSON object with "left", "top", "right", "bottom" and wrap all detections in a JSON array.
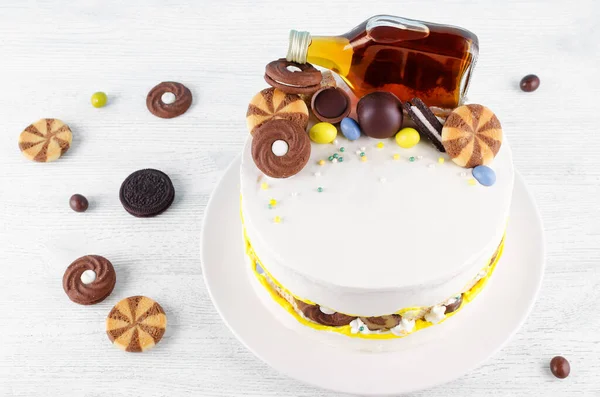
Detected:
[{"left": 240, "top": 134, "right": 513, "bottom": 317}]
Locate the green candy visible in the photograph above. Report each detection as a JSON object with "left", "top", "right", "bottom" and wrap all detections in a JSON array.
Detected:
[{"left": 91, "top": 92, "right": 108, "bottom": 108}]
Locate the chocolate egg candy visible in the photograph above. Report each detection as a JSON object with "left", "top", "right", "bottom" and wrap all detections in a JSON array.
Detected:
[{"left": 357, "top": 92, "right": 403, "bottom": 139}]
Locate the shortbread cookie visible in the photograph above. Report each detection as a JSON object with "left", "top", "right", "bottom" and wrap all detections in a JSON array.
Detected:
[
  {"left": 18, "top": 118, "right": 72, "bottom": 162},
  {"left": 442, "top": 104, "right": 503, "bottom": 168},
  {"left": 246, "top": 88, "right": 309, "bottom": 136},
  {"left": 106, "top": 296, "right": 167, "bottom": 352}
]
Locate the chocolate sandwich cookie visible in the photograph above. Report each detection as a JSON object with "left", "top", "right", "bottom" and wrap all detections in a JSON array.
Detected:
[
  {"left": 295, "top": 299, "right": 355, "bottom": 327},
  {"left": 403, "top": 98, "right": 446, "bottom": 152},
  {"left": 246, "top": 87, "right": 309, "bottom": 136},
  {"left": 119, "top": 169, "right": 175, "bottom": 217},
  {"left": 264, "top": 58, "right": 322, "bottom": 95},
  {"left": 19, "top": 118, "right": 72, "bottom": 162},
  {"left": 442, "top": 104, "right": 503, "bottom": 168},
  {"left": 106, "top": 296, "right": 167, "bottom": 352},
  {"left": 311, "top": 87, "right": 351, "bottom": 124},
  {"left": 251, "top": 119, "right": 311, "bottom": 178},
  {"left": 63, "top": 255, "right": 116, "bottom": 305},
  {"left": 146, "top": 82, "right": 192, "bottom": 119}
]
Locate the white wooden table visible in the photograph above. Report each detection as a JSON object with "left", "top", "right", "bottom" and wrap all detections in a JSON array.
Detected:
[{"left": 1, "top": 1, "right": 598, "bottom": 396}]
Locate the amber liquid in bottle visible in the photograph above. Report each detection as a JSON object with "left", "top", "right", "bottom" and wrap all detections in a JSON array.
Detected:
[{"left": 288, "top": 16, "right": 478, "bottom": 110}]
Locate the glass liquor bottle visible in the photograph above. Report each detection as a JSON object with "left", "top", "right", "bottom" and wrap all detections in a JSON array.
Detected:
[{"left": 287, "top": 15, "right": 479, "bottom": 111}]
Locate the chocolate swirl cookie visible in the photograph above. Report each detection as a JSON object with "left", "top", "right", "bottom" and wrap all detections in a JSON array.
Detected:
[
  {"left": 442, "top": 104, "right": 503, "bottom": 168},
  {"left": 119, "top": 169, "right": 175, "bottom": 217},
  {"left": 295, "top": 299, "right": 355, "bottom": 327},
  {"left": 146, "top": 82, "right": 192, "bottom": 119},
  {"left": 264, "top": 58, "right": 322, "bottom": 94},
  {"left": 106, "top": 296, "right": 167, "bottom": 352},
  {"left": 62, "top": 255, "right": 116, "bottom": 305},
  {"left": 251, "top": 119, "right": 311, "bottom": 178}
]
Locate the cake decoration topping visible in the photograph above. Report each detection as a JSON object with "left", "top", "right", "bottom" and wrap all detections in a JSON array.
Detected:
[
  {"left": 393, "top": 154, "right": 400, "bottom": 160},
  {"left": 444, "top": 294, "right": 463, "bottom": 313},
  {"left": 246, "top": 87, "right": 309, "bottom": 136},
  {"left": 295, "top": 299, "right": 355, "bottom": 327},
  {"left": 357, "top": 91, "right": 404, "bottom": 139},
  {"left": 264, "top": 58, "right": 322, "bottom": 95},
  {"left": 468, "top": 178, "right": 477, "bottom": 186},
  {"left": 273, "top": 216, "right": 282, "bottom": 224},
  {"left": 403, "top": 98, "right": 445, "bottom": 152},
  {"left": 260, "top": 182, "right": 269, "bottom": 190},
  {"left": 376, "top": 142, "right": 385, "bottom": 149},
  {"left": 442, "top": 104, "right": 503, "bottom": 168},
  {"left": 472, "top": 165, "right": 497, "bottom": 186},
  {"left": 520, "top": 74, "right": 540, "bottom": 92},
  {"left": 309, "top": 122, "right": 337, "bottom": 144},
  {"left": 146, "top": 81, "right": 192, "bottom": 119},
  {"left": 340, "top": 118, "right": 362, "bottom": 141},
  {"left": 360, "top": 315, "right": 401, "bottom": 331},
  {"left": 318, "top": 160, "right": 325, "bottom": 166},
  {"left": 409, "top": 156, "right": 416, "bottom": 162},
  {"left": 390, "top": 317, "right": 416, "bottom": 336},
  {"left": 425, "top": 305, "right": 446, "bottom": 323},
  {"left": 251, "top": 119, "right": 311, "bottom": 179},
  {"left": 317, "top": 187, "right": 324, "bottom": 193},
  {"left": 395, "top": 127, "right": 421, "bottom": 149},
  {"left": 311, "top": 87, "right": 351, "bottom": 123},
  {"left": 438, "top": 157, "right": 445, "bottom": 164}
]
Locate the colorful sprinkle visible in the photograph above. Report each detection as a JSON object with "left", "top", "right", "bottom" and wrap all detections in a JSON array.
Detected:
[
  {"left": 428, "top": 164, "right": 435, "bottom": 168},
  {"left": 260, "top": 182, "right": 269, "bottom": 190},
  {"left": 468, "top": 178, "right": 477, "bottom": 186},
  {"left": 355, "top": 150, "right": 361, "bottom": 155},
  {"left": 393, "top": 154, "right": 400, "bottom": 160},
  {"left": 317, "top": 187, "right": 324, "bottom": 193},
  {"left": 333, "top": 153, "right": 338, "bottom": 159},
  {"left": 359, "top": 326, "right": 365, "bottom": 332},
  {"left": 409, "top": 156, "right": 416, "bottom": 162},
  {"left": 290, "top": 192, "right": 298, "bottom": 197},
  {"left": 438, "top": 157, "right": 445, "bottom": 164},
  {"left": 376, "top": 142, "right": 384, "bottom": 149},
  {"left": 360, "top": 156, "right": 368, "bottom": 162},
  {"left": 338, "top": 157, "right": 344, "bottom": 162},
  {"left": 328, "top": 156, "right": 334, "bottom": 161},
  {"left": 340, "top": 147, "right": 345, "bottom": 152},
  {"left": 269, "top": 198, "right": 277, "bottom": 206},
  {"left": 417, "top": 155, "right": 423, "bottom": 160},
  {"left": 318, "top": 159, "right": 325, "bottom": 166},
  {"left": 273, "top": 216, "right": 282, "bottom": 223},
  {"left": 379, "top": 177, "right": 387, "bottom": 183},
  {"left": 314, "top": 171, "right": 321, "bottom": 177},
  {"left": 460, "top": 171, "right": 467, "bottom": 177},
  {"left": 360, "top": 147, "right": 366, "bottom": 151},
  {"left": 332, "top": 158, "right": 338, "bottom": 163},
  {"left": 359, "top": 152, "right": 365, "bottom": 157}
]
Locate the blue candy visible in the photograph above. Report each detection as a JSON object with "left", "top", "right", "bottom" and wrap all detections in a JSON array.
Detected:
[
  {"left": 340, "top": 117, "right": 361, "bottom": 141},
  {"left": 472, "top": 165, "right": 496, "bottom": 186}
]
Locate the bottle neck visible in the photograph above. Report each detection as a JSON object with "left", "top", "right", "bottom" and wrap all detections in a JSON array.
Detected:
[{"left": 287, "top": 30, "right": 311, "bottom": 64}]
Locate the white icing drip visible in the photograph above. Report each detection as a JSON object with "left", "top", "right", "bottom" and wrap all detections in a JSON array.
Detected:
[
  {"left": 390, "top": 318, "right": 416, "bottom": 336},
  {"left": 412, "top": 106, "right": 442, "bottom": 143}
]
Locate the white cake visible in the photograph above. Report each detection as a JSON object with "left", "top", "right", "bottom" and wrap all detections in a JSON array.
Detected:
[{"left": 240, "top": 129, "right": 513, "bottom": 338}]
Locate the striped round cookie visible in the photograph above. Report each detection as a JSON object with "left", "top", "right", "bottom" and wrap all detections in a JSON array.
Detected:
[
  {"left": 246, "top": 88, "right": 309, "bottom": 136},
  {"left": 106, "top": 296, "right": 167, "bottom": 352},
  {"left": 441, "top": 104, "right": 503, "bottom": 168},
  {"left": 18, "top": 118, "right": 72, "bottom": 162}
]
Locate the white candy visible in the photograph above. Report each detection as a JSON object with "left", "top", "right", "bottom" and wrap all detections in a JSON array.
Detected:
[
  {"left": 80, "top": 269, "right": 97, "bottom": 284},
  {"left": 390, "top": 317, "right": 416, "bottom": 336},
  {"left": 271, "top": 140, "right": 289, "bottom": 156},
  {"left": 318, "top": 306, "right": 336, "bottom": 315},
  {"left": 425, "top": 305, "right": 447, "bottom": 324},
  {"left": 161, "top": 92, "right": 176, "bottom": 105}
]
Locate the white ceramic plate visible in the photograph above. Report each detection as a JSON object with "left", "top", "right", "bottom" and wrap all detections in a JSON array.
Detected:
[{"left": 201, "top": 157, "right": 545, "bottom": 395}]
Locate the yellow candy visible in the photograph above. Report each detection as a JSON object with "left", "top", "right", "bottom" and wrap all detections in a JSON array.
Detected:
[
  {"left": 309, "top": 122, "right": 337, "bottom": 144},
  {"left": 393, "top": 154, "right": 400, "bottom": 160},
  {"left": 395, "top": 128, "right": 420, "bottom": 148},
  {"left": 261, "top": 182, "right": 269, "bottom": 190}
]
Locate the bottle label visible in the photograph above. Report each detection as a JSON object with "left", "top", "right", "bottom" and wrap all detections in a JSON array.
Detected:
[{"left": 366, "top": 15, "right": 430, "bottom": 43}]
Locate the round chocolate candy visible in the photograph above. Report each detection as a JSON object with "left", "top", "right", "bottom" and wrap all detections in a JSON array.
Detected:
[
  {"left": 472, "top": 165, "right": 496, "bottom": 186},
  {"left": 357, "top": 92, "right": 403, "bottom": 139},
  {"left": 550, "top": 356, "right": 570, "bottom": 379},
  {"left": 309, "top": 122, "right": 337, "bottom": 144},
  {"left": 520, "top": 74, "right": 540, "bottom": 92},
  {"left": 252, "top": 119, "right": 311, "bottom": 178},
  {"left": 310, "top": 87, "right": 351, "bottom": 124},
  {"left": 340, "top": 118, "right": 361, "bottom": 141},
  {"left": 69, "top": 194, "right": 89, "bottom": 212}
]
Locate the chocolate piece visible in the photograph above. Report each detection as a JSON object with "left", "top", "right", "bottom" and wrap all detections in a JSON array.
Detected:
[
  {"left": 550, "top": 356, "right": 570, "bottom": 379},
  {"left": 357, "top": 92, "right": 403, "bottom": 139},
  {"left": 63, "top": 255, "right": 116, "bottom": 305},
  {"left": 520, "top": 74, "right": 540, "bottom": 92},
  {"left": 69, "top": 194, "right": 89, "bottom": 212},
  {"left": 19, "top": 118, "right": 72, "bottom": 162},
  {"left": 295, "top": 299, "right": 355, "bottom": 327},
  {"left": 146, "top": 82, "right": 192, "bottom": 119},
  {"left": 444, "top": 294, "right": 463, "bottom": 314},
  {"left": 246, "top": 88, "right": 309, "bottom": 136},
  {"left": 119, "top": 169, "right": 175, "bottom": 217},
  {"left": 360, "top": 315, "right": 401, "bottom": 331},
  {"left": 264, "top": 58, "right": 322, "bottom": 95},
  {"left": 442, "top": 104, "right": 503, "bottom": 168},
  {"left": 106, "top": 296, "right": 167, "bottom": 352},
  {"left": 311, "top": 87, "right": 351, "bottom": 123},
  {"left": 251, "top": 119, "right": 311, "bottom": 178},
  {"left": 404, "top": 98, "right": 446, "bottom": 152}
]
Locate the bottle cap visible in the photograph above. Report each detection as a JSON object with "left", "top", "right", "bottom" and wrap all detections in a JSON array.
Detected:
[{"left": 287, "top": 30, "right": 311, "bottom": 64}]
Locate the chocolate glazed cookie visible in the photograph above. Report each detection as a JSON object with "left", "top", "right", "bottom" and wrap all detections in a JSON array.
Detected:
[
  {"left": 264, "top": 59, "right": 323, "bottom": 95},
  {"left": 63, "top": 255, "right": 116, "bottom": 305},
  {"left": 251, "top": 119, "right": 311, "bottom": 178},
  {"left": 146, "top": 82, "right": 192, "bottom": 119}
]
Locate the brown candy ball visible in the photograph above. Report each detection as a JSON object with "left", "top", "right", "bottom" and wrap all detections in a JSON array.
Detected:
[
  {"left": 550, "top": 356, "right": 570, "bottom": 379},
  {"left": 70, "top": 194, "right": 89, "bottom": 212},
  {"left": 357, "top": 92, "right": 403, "bottom": 139},
  {"left": 520, "top": 74, "right": 540, "bottom": 92}
]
